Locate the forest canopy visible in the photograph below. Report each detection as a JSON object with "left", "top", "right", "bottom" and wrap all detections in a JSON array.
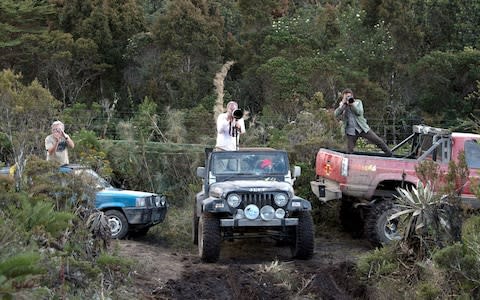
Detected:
[{"left": 0, "top": 0, "right": 479, "bottom": 148}]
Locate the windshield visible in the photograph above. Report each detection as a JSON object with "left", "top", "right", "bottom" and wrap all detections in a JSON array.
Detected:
[
  {"left": 73, "top": 169, "right": 112, "bottom": 189},
  {"left": 211, "top": 151, "right": 288, "bottom": 176}
]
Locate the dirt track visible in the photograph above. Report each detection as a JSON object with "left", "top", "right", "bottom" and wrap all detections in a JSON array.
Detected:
[{"left": 115, "top": 234, "right": 371, "bottom": 299}]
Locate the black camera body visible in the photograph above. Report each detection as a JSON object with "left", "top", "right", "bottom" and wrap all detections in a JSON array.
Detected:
[
  {"left": 347, "top": 96, "right": 355, "bottom": 104},
  {"left": 233, "top": 109, "right": 243, "bottom": 120}
]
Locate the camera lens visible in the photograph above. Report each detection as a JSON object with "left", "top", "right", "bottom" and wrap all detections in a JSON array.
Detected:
[{"left": 347, "top": 96, "right": 354, "bottom": 103}]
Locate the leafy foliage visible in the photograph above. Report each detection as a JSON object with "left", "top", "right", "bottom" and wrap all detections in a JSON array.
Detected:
[
  {"left": 393, "top": 181, "right": 462, "bottom": 259},
  {"left": 0, "top": 0, "right": 55, "bottom": 69},
  {"left": 0, "top": 252, "right": 44, "bottom": 296},
  {"left": 0, "top": 0, "right": 479, "bottom": 297},
  {"left": 0, "top": 70, "right": 61, "bottom": 188},
  {"left": 433, "top": 216, "right": 480, "bottom": 298}
]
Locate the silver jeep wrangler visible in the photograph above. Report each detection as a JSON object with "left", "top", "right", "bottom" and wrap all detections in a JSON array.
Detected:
[{"left": 193, "top": 148, "right": 314, "bottom": 262}]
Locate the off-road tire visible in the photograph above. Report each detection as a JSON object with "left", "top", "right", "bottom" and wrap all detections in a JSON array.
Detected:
[
  {"left": 364, "top": 200, "right": 401, "bottom": 247},
  {"left": 198, "top": 214, "right": 221, "bottom": 263},
  {"left": 192, "top": 203, "right": 199, "bottom": 245},
  {"left": 339, "top": 197, "right": 364, "bottom": 238},
  {"left": 292, "top": 211, "right": 315, "bottom": 259},
  {"left": 105, "top": 209, "right": 129, "bottom": 239}
]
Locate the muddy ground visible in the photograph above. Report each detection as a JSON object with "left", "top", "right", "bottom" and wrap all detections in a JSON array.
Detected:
[{"left": 114, "top": 233, "right": 372, "bottom": 300}]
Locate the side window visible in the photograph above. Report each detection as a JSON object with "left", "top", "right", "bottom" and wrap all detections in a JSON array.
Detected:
[{"left": 465, "top": 140, "right": 480, "bottom": 169}]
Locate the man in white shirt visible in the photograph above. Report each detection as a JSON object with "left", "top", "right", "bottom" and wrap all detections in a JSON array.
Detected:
[
  {"left": 215, "top": 101, "right": 245, "bottom": 151},
  {"left": 45, "top": 120, "right": 75, "bottom": 165}
]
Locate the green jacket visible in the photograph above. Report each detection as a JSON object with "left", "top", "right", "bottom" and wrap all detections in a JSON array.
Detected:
[{"left": 334, "top": 99, "right": 370, "bottom": 133}]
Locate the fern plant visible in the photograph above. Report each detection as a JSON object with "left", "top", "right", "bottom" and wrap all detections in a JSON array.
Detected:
[
  {"left": 0, "top": 252, "right": 44, "bottom": 297},
  {"left": 10, "top": 196, "right": 73, "bottom": 242}
]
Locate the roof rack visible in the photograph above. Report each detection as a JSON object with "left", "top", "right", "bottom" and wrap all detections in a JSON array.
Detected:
[{"left": 412, "top": 125, "right": 451, "bottom": 136}]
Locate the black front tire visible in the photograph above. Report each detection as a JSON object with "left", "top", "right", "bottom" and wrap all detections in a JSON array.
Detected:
[
  {"left": 292, "top": 211, "right": 315, "bottom": 259},
  {"left": 198, "top": 214, "right": 221, "bottom": 263},
  {"left": 192, "top": 214, "right": 199, "bottom": 245},
  {"left": 105, "top": 210, "right": 129, "bottom": 239}
]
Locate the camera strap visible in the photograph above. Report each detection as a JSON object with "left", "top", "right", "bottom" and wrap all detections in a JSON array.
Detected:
[{"left": 229, "top": 121, "right": 238, "bottom": 137}]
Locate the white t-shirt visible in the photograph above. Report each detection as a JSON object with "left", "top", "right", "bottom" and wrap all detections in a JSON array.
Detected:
[
  {"left": 45, "top": 134, "right": 69, "bottom": 165},
  {"left": 215, "top": 113, "right": 245, "bottom": 151}
]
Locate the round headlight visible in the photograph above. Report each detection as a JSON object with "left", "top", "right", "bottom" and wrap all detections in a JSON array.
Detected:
[
  {"left": 274, "top": 193, "right": 288, "bottom": 207},
  {"left": 260, "top": 205, "right": 275, "bottom": 221},
  {"left": 275, "top": 208, "right": 286, "bottom": 219},
  {"left": 227, "top": 193, "right": 242, "bottom": 208},
  {"left": 154, "top": 196, "right": 161, "bottom": 207},
  {"left": 244, "top": 204, "right": 259, "bottom": 220}
]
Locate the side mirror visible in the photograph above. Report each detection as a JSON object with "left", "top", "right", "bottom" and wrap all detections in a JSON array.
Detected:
[
  {"left": 196, "top": 167, "right": 206, "bottom": 178},
  {"left": 293, "top": 166, "right": 301, "bottom": 177}
]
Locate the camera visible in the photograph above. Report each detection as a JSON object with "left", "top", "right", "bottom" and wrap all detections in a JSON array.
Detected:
[
  {"left": 347, "top": 96, "right": 355, "bottom": 104},
  {"left": 233, "top": 109, "right": 244, "bottom": 120}
]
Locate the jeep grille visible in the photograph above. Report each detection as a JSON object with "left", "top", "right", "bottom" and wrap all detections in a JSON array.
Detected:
[{"left": 240, "top": 193, "right": 275, "bottom": 208}]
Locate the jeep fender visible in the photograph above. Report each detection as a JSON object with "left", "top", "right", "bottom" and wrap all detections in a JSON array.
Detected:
[
  {"left": 287, "top": 196, "right": 312, "bottom": 211},
  {"left": 202, "top": 197, "right": 235, "bottom": 214}
]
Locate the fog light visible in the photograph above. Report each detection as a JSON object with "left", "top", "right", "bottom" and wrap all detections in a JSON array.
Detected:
[
  {"left": 260, "top": 205, "right": 275, "bottom": 221},
  {"left": 244, "top": 204, "right": 259, "bottom": 220},
  {"left": 275, "top": 208, "right": 286, "bottom": 219},
  {"left": 235, "top": 209, "right": 244, "bottom": 219}
]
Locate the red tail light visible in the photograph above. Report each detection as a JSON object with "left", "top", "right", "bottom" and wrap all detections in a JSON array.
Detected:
[{"left": 324, "top": 163, "right": 331, "bottom": 176}]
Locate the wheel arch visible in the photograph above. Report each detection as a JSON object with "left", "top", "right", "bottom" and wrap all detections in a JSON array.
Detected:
[{"left": 371, "top": 179, "right": 417, "bottom": 200}]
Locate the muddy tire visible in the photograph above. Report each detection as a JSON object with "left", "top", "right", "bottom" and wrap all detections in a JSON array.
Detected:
[
  {"left": 192, "top": 204, "right": 199, "bottom": 245},
  {"left": 364, "top": 201, "right": 402, "bottom": 247},
  {"left": 105, "top": 210, "right": 129, "bottom": 239},
  {"left": 192, "top": 216, "right": 199, "bottom": 245},
  {"left": 292, "top": 211, "right": 314, "bottom": 259},
  {"left": 340, "top": 197, "right": 364, "bottom": 238},
  {"left": 198, "top": 214, "right": 221, "bottom": 263}
]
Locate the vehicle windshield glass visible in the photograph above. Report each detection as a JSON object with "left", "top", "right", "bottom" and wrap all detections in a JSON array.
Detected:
[
  {"left": 73, "top": 169, "right": 112, "bottom": 189},
  {"left": 211, "top": 152, "right": 288, "bottom": 175}
]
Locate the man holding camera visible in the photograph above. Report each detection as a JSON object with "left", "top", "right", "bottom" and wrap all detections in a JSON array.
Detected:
[
  {"left": 334, "top": 89, "right": 392, "bottom": 156},
  {"left": 215, "top": 101, "right": 245, "bottom": 151},
  {"left": 45, "top": 120, "right": 75, "bottom": 165}
]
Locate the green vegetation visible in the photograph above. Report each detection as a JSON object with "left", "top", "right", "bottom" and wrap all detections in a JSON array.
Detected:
[
  {"left": 0, "top": 157, "right": 132, "bottom": 298},
  {"left": 357, "top": 158, "right": 480, "bottom": 298},
  {"left": 0, "top": 0, "right": 479, "bottom": 297}
]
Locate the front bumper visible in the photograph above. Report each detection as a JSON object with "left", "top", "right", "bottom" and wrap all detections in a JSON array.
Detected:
[
  {"left": 310, "top": 178, "right": 342, "bottom": 202},
  {"left": 220, "top": 218, "right": 298, "bottom": 227},
  {"left": 123, "top": 206, "right": 168, "bottom": 225}
]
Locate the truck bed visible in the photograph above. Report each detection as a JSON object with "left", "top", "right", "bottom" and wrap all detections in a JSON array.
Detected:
[{"left": 312, "top": 148, "right": 421, "bottom": 201}]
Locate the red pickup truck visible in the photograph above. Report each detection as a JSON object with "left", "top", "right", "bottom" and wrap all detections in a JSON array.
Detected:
[{"left": 310, "top": 125, "right": 480, "bottom": 246}]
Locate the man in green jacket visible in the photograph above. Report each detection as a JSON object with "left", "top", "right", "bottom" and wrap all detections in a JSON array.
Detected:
[{"left": 334, "top": 89, "right": 392, "bottom": 156}]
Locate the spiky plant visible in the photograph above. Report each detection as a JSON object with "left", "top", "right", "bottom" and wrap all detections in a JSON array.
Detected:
[
  {"left": 391, "top": 181, "right": 462, "bottom": 259},
  {"left": 86, "top": 210, "right": 111, "bottom": 255}
]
